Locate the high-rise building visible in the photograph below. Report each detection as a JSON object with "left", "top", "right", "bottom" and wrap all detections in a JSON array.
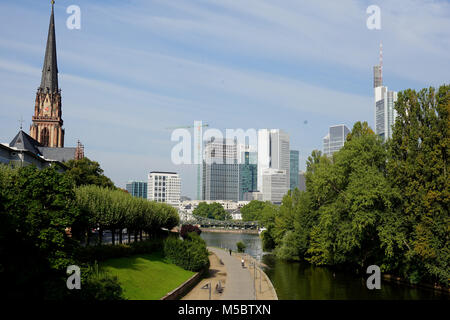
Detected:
[
  {"left": 323, "top": 125, "right": 350, "bottom": 157},
  {"left": 375, "top": 87, "right": 398, "bottom": 141},
  {"left": 239, "top": 151, "right": 257, "bottom": 200},
  {"left": 374, "top": 44, "right": 397, "bottom": 141},
  {"left": 148, "top": 172, "right": 181, "bottom": 207},
  {"left": 257, "top": 129, "right": 290, "bottom": 193},
  {"left": 202, "top": 138, "right": 240, "bottom": 201},
  {"left": 126, "top": 181, "right": 147, "bottom": 199},
  {"left": 290, "top": 150, "right": 299, "bottom": 190},
  {"left": 261, "top": 169, "right": 287, "bottom": 204},
  {"left": 298, "top": 171, "right": 306, "bottom": 192}
]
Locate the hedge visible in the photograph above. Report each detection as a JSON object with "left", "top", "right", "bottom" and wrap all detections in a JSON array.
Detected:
[{"left": 163, "top": 233, "right": 209, "bottom": 272}]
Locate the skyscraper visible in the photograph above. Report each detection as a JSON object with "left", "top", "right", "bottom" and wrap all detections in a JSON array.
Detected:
[
  {"left": 202, "top": 138, "right": 240, "bottom": 201},
  {"left": 375, "top": 87, "right": 398, "bottom": 141},
  {"left": 239, "top": 151, "right": 257, "bottom": 200},
  {"left": 374, "top": 43, "right": 397, "bottom": 141},
  {"left": 298, "top": 171, "right": 306, "bottom": 192},
  {"left": 126, "top": 181, "right": 147, "bottom": 199},
  {"left": 290, "top": 150, "right": 299, "bottom": 190},
  {"left": 323, "top": 125, "right": 350, "bottom": 157},
  {"left": 261, "top": 169, "right": 287, "bottom": 204},
  {"left": 257, "top": 129, "right": 290, "bottom": 192}
]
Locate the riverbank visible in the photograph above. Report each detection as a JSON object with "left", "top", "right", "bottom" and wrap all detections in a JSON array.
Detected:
[
  {"left": 200, "top": 228, "right": 259, "bottom": 234},
  {"left": 234, "top": 252, "right": 278, "bottom": 300},
  {"left": 382, "top": 274, "right": 450, "bottom": 295},
  {"left": 183, "top": 247, "right": 277, "bottom": 300},
  {"left": 182, "top": 251, "right": 227, "bottom": 300}
]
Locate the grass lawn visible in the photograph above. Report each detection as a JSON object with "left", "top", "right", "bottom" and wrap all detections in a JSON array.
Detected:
[{"left": 100, "top": 252, "right": 195, "bottom": 300}]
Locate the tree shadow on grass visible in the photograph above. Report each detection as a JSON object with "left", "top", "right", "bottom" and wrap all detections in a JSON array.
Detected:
[{"left": 100, "top": 252, "right": 167, "bottom": 272}]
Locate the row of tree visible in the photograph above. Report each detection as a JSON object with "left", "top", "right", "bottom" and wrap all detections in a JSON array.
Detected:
[
  {"left": 245, "top": 85, "right": 449, "bottom": 287},
  {"left": 74, "top": 185, "right": 179, "bottom": 245}
]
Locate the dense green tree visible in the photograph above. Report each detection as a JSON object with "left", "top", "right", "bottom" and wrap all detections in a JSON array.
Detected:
[
  {"left": 385, "top": 85, "right": 449, "bottom": 284},
  {"left": 75, "top": 185, "right": 179, "bottom": 244},
  {"left": 240, "top": 200, "right": 272, "bottom": 221},
  {"left": 0, "top": 165, "right": 80, "bottom": 298},
  {"left": 193, "top": 202, "right": 231, "bottom": 220},
  {"left": 65, "top": 157, "right": 115, "bottom": 189}
]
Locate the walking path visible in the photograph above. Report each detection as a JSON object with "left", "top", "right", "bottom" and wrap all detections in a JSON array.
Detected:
[
  {"left": 182, "top": 247, "right": 277, "bottom": 300},
  {"left": 209, "top": 247, "right": 255, "bottom": 300}
]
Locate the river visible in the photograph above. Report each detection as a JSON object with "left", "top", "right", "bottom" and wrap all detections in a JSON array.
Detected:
[{"left": 200, "top": 231, "right": 447, "bottom": 300}]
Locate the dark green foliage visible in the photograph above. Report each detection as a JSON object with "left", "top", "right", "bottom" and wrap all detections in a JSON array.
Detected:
[
  {"left": 75, "top": 185, "right": 179, "bottom": 244},
  {"left": 236, "top": 241, "right": 246, "bottom": 253},
  {"left": 163, "top": 233, "right": 210, "bottom": 272},
  {"left": 0, "top": 165, "right": 80, "bottom": 299},
  {"left": 261, "top": 85, "right": 450, "bottom": 288},
  {"left": 75, "top": 239, "right": 164, "bottom": 263},
  {"left": 0, "top": 164, "right": 180, "bottom": 300},
  {"left": 193, "top": 202, "right": 231, "bottom": 220},
  {"left": 65, "top": 157, "right": 115, "bottom": 189},
  {"left": 240, "top": 200, "right": 272, "bottom": 221},
  {"left": 180, "top": 224, "right": 202, "bottom": 239},
  {"left": 384, "top": 85, "right": 449, "bottom": 285}
]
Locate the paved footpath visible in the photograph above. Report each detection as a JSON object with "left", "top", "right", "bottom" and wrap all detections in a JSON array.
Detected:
[{"left": 208, "top": 247, "right": 255, "bottom": 300}]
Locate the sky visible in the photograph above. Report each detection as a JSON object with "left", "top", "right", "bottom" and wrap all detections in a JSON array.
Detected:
[{"left": 0, "top": 0, "right": 449, "bottom": 199}]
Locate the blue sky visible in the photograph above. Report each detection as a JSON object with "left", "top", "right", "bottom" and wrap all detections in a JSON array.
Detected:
[{"left": 1, "top": 0, "right": 449, "bottom": 199}]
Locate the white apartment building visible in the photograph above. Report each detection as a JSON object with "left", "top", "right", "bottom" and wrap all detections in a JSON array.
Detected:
[
  {"left": 257, "top": 129, "right": 290, "bottom": 192},
  {"left": 261, "top": 168, "right": 288, "bottom": 204},
  {"left": 148, "top": 171, "right": 181, "bottom": 207}
]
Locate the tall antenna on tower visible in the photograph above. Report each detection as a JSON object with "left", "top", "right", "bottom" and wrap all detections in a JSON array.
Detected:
[{"left": 379, "top": 41, "right": 383, "bottom": 85}]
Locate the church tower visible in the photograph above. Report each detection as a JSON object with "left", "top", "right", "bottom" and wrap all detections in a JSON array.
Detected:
[{"left": 30, "top": 1, "right": 64, "bottom": 148}]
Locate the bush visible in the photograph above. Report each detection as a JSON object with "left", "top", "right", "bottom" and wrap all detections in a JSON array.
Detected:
[
  {"left": 180, "top": 224, "right": 201, "bottom": 239},
  {"left": 163, "top": 233, "right": 209, "bottom": 272},
  {"left": 63, "top": 263, "right": 124, "bottom": 300},
  {"left": 236, "top": 241, "right": 246, "bottom": 253}
]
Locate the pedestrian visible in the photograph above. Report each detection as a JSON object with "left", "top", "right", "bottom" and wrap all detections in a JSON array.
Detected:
[
  {"left": 241, "top": 258, "right": 244, "bottom": 268},
  {"left": 229, "top": 249, "right": 232, "bottom": 255}
]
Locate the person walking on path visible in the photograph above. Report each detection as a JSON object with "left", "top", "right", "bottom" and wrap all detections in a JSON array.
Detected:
[
  {"left": 208, "top": 247, "right": 254, "bottom": 300},
  {"left": 229, "top": 249, "right": 232, "bottom": 255}
]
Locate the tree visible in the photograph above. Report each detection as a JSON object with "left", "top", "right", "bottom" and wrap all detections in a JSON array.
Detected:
[
  {"left": 236, "top": 241, "right": 246, "bottom": 253},
  {"left": 0, "top": 165, "right": 80, "bottom": 298},
  {"left": 193, "top": 202, "right": 231, "bottom": 220},
  {"left": 65, "top": 157, "right": 115, "bottom": 189},
  {"left": 305, "top": 122, "right": 396, "bottom": 267},
  {"left": 385, "top": 85, "right": 449, "bottom": 285},
  {"left": 180, "top": 224, "right": 202, "bottom": 239},
  {"left": 240, "top": 200, "right": 271, "bottom": 221}
]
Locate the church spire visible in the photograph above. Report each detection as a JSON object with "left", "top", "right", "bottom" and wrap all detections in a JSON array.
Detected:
[{"left": 40, "top": 1, "right": 58, "bottom": 93}]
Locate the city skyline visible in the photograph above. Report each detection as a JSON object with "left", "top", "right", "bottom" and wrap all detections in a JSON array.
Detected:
[{"left": 1, "top": 1, "right": 449, "bottom": 199}]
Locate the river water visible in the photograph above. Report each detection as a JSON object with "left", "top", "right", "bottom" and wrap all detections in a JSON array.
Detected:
[{"left": 200, "top": 231, "right": 447, "bottom": 300}]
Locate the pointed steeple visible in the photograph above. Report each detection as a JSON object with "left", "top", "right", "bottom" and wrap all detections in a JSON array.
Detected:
[{"left": 40, "top": 1, "right": 58, "bottom": 93}]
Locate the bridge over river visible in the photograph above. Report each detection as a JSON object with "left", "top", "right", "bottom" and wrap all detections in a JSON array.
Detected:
[{"left": 180, "top": 214, "right": 260, "bottom": 231}]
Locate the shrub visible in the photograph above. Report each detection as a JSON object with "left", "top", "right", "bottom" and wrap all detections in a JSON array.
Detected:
[
  {"left": 236, "top": 241, "right": 246, "bottom": 253},
  {"left": 180, "top": 224, "right": 201, "bottom": 239},
  {"left": 163, "top": 233, "right": 209, "bottom": 272}
]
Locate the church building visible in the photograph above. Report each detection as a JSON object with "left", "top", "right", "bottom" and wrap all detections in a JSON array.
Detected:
[{"left": 0, "top": 1, "right": 84, "bottom": 168}]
